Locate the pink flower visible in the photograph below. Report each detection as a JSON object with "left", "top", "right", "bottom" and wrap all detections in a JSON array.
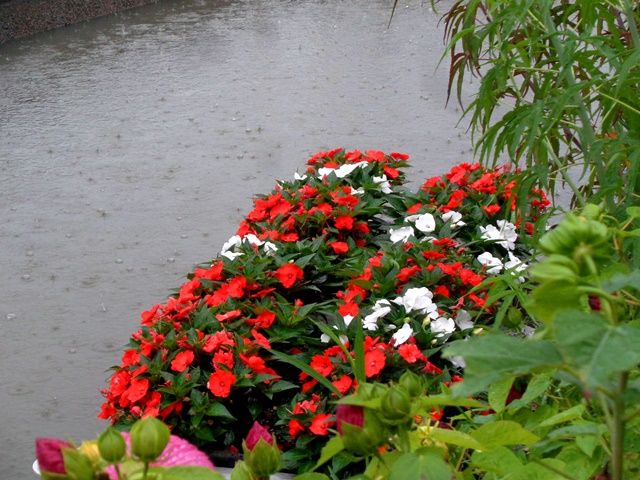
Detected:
[
  {"left": 335, "top": 404, "right": 364, "bottom": 434},
  {"left": 245, "top": 421, "right": 274, "bottom": 450}
]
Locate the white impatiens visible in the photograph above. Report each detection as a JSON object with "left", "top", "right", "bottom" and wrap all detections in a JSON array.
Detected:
[
  {"left": 317, "top": 161, "right": 368, "bottom": 179},
  {"left": 293, "top": 171, "right": 308, "bottom": 181},
  {"left": 220, "top": 235, "right": 244, "bottom": 260},
  {"left": 389, "top": 226, "right": 415, "bottom": 244},
  {"left": 477, "top": 252, "right": 504, "bottom": 274},
  {"left": 221, "top": 234, "right": 278, "bottom": 260},
  {"left": 504, "top": 252, "right": 528, "bottom": 282},
  {"left": 392, "top": 323, "right": 414, "bottom": 346},
  {"left": 441, "top": 210, "right": 466, "bottom": 228},
  {"left": 372, "top": 174, "right": 393, "bottom": 194},
  {"left": 405, "top": 213, "right": 436, "bottom": 233},
  {"left": 430, "top": 317, "right": 456, "bottom": 337},
  {"left": 454, "top": 310, "right": 474, "bottom": 331},
  {"left": 393, "top": 287, "right": 439, "bottom": 319},
  {"left": 479, "top": 220, "right": 518, "bottom": 250},
  {"left": 362, "top": 300, "right": 392, "bottom": 331}
]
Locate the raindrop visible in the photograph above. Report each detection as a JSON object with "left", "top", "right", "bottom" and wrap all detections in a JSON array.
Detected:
[
  {"left": 6, "top": 313, "right": 16, "bottom": 320},
  {"left": 21, "top": 274, "right": 31, "bottom": 281},
  {"left": 245, "top": 128, "right": 252, "bottom": 133},
  {"left": 68, "top": 348, "right": 77, "bottom": 354},
  {"left": 177, "top": 216, "right": 183, "bottom": 221},
  {"left": 65, "top": 233, "right": 72, "bottom": 238},
  {"left": 175, "top": 187, "right": 182, "bottom": 192},
  {"left": 126, "top": 267, "right": 134, "bottom": 272},
  {"left": 180, "top": 234, "right": 188, "bottom": 239},
  {"left": 115, "top": 258, "right": 123, "bottom": 264},
  {"left": 167, "top": 257, "right": 176, "bottom": 263},
  {"left": 26, "top": 250, "right": 34, "bottom": 257}
]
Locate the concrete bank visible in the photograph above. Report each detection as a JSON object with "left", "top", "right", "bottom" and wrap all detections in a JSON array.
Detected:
[{"left": 0, "top": 0, "right": 159, "bottom": 43}]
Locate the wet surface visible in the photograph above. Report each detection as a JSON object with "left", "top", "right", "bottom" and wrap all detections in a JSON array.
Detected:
[{"left": 0, "top": 0, "right": 472, "bottom": 477}]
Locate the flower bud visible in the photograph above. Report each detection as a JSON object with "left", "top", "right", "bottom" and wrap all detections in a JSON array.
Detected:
[
  {"left": 380, "top": 387, "right": 411, "bottom": 424},
  {"left": 245, "top": 421, "right": 273, "bottom": 450},
  {"left": 230, "top": 460, "right": 255, "bottom": 480},
  {"left": 98, "top": 427, "right": 126, "bottom": 463},
  {"left": 130, "top": 416, "right": 170, "bottom": 462},
  {"left": 335, "top": 404, "right": 364, "bottom": 434},
  {"left": 337, "top": 404, "right": 386, "bottom": 456},
  {"left": 35, "top": 438, "right": 72, "bottom": 475},
  {"left": 61, "top": 448, "right": 94, "bottom": 480},
  {"left": 399, "top": 371, "right": 424, "bottom": 397},
  {"left": 243, "top": 422, "right": 281, "bottom": 477},
  {"left": 78, "top": 440, "right": 101, "bottom": 468}
]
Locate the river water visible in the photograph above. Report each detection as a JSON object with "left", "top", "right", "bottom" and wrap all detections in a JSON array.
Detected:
[{"left": 0, "top": 0, "right": 472, "bottom": 477}]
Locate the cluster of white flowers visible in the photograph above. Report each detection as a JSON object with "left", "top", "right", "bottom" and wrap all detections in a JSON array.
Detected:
[
  {"left": 362, "top": 299, "right": 392, "bottom": 331},
  {"left": 220, "top": 234, "right": 278, "bottom": 260},
  {"left": 317, "top": 161, "right": 368, "bottom": 179},
  {"left": 476, "top": 250, "right": 528, "bottom": 281},
  {"left": 441, "top": 210, "right": 465, "bottom": 228},
  {"left": 391, "top": 210, "right": 467, "bottom": 244},
  {"left": 389, "top": 226, "right": 415, "bottom": 244},
  {"left": 479, "top": 220, "right": 518, "bottom": 250}
]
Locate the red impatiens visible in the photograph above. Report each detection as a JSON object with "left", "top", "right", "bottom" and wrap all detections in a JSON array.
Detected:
[
  {"left": 275, "top": 263, "right": 304, "bottom": 288},
  {"left": 207, "top": 370, "right": 236, "bottom": 398}
]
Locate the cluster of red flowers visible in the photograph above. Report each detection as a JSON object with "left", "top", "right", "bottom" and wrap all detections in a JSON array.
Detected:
[{"left": 99, "top": 149, "right": 548, "bottom": 470}]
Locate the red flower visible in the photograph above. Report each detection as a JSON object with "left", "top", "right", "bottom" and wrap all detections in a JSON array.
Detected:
[
  {"left": 216, "top": 309, "right": 243, "bottom": 322},
  {"left": 329, "top": 241, "right": 349, "bottom": 255},
  {"left": 288, "top": 420, "right": 305, "bottom": 439},
  {"left": 483, "top": 204, "right": 501, "bottom": 216},
  {"left": 121, "top": 378, "right": 149, "bottom": 404},
  {"left": 247, "top": 310, "right": 276, "bottom": 329},
  {"left": 193, "top": 261, "right": 224, "bottom": 281},
  {"left": 383, "top": 165, "right": 400, "bottom": 179},
  {"left": 170, "top": 350, "right": 195, "bottom": 372},
  {"left": 334, "top": 215, "right": 354, "bottom": 230},
  {"left": 338, "top": 302, "right": 359, "bottom": 317},
  {"left": 309, "top": 413, "right": 334, "bottom": 435},
  {"left": 251, "top": 329, "right": 272, "bottom": 349},
  {"left": 228, "top": 276, "right": 247, "bottom": 298},
  {"left": 213, "top": 350, "right": 234, "bottom": 369},
  {"left": 459, "top": 269, "right": 483, "bottom": 287},
  {"left": 310, "top": 355, "right": 334, "bottom": 376},
  {"left": 398, "top": 344, "right": 426, "bottom": 364},
  {"left": 332, "top": 375, "right": 353, "bottom": 394},
  {"left": 202, "top": 331, "right": 235, "bottom": 353},
  {"left": 275, "top": 263, "right": 304, "bottom": 288},
  {"left": 433, "top": 285, "right": 450, "bottom": 298},
  {"left": 121, "top": 349, "right": 140, "bottom": 367},
  {"left": 364, "top": 349, "right": 386, "bottom": 377},
  {"left": 365, "top": 149, "right": 385, "bottom": 162},
  {"left": 207, "top": 370, "right": 236, "bottom": 398},
  {"left": 396, "top": 265, "right": 421, "bottom": 283}
]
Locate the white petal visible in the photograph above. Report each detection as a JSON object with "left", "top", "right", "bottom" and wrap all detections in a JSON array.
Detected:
[
  {"left": 343, "top": 315, "right": 355, "bottom": 327},
  {"left": 477, "top": 252, "right": 503, "bottom": 274},
  {"left": 221, "top": 251, "right": 244, "bottom": 260},
  {"left": 221, "top": 235, "right": 242, "bottom": 254},
  {"left": 389, "top": 226, "right": 415, "bottom": 244},
  {"left": 414, "top": 213, "right": 436, "bottom": 233},
  {"left": 243, "top": 234, "right": 263, "bottom": 246},
  {"left": 294, "top": 172, "right": 308, "bottom": 181},
  {"left": 454, "top": 310, "right": 474, "bottom": 331},
  {"left": 430, "top": 317, "right": 456, "bottom": 337},
  {"left": 392, "top": 323, "right": 413, "bottom": 346}
]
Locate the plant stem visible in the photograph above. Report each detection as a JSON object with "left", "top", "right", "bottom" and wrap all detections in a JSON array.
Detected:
[
  {"left": 610, "top": 371, "right": 629, "bottom": 480},
  {"left": 143, "top": 461, "right": 149, "bottom": 480}
]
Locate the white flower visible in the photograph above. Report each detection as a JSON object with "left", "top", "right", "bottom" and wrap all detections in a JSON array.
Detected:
[
  {"left": 220, "top": 235, "right": 244, "bottom": 260},
  {"left": 441, "top": 210, "right": 466, "bottom": 228},
  {"left": 454, "top": 310, "right": 474, "bottom": 331},
  {"left": 449, "top": 355, "right": 466, "bottom": 368},
  {"left": 294, "top": 172, "right": 308, "bottom": 181},
  {"left": 320, "top": 331, "right": 349, "bottom": 345},
  {"left": 392, "top": 323, "right": 414, "bottom": 346},
  {"left": 393, "top": 287, "right": 437, "bottom": 317},
  {"left": 243, "top": 234, "right": 263, "bottom": 247},
  {"left": 389, "top": 226, "right": 415, "bottom": 244},
  {"left": 373, "top": 174, "right": 392, "bottom": 194},
  {"left": 262, "top": 241, "right": 278, "bottom": 254},
  {"left": 504, "top": 252, "right": 527, "bottom": 282},
  {"left": 477, "top": 252, "right": 504, "bottom": 274},
  {"left": 406, "top": 213, "right": 436, "bottom": 233},
  {"left": 479, "top": 220, "right": 518, "bottom": 250},
  {"left": 350, "top": 187, "right": 365, "bottom": 195},
  {"left": 430, "top": 316, "right": 456, "bottom": 337},
  {"left": 317, "top": 161, "right": 368, "bottom": 179},
  {"left": 343, "top": 314, "right": 355, "bottom": 327},
  {"left": 362, "top": 300, "right": 392, "bottom": 331}
]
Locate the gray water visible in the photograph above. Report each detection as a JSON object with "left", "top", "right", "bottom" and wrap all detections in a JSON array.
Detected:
[{"left": 0, "top": 1, "right": 473, "bottom": 477}]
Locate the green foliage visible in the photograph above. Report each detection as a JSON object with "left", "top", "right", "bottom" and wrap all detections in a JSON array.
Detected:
[{"left": 442, "top": 0, "right": 640, "bottom": 214}]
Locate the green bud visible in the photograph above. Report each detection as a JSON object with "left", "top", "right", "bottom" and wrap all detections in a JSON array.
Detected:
[
  {"left": 399, "top": 371, "right": 425, "bottom": 397},
  {"left": 341, "top": 410, "right": 387, "bottom": 456},
  {"left": 243, "top": 438, "right": 281, "bottom": 478},
  {"left": 230, "top": 460, "right": 255, "bottom": 480},
  {"left": 61, "top": 449, "right": 94, "bottom": 480},
  {"left": 380, "top": 387, "right": 412, "bottom": 424},
  {"left": 130, "top": 417, "right": 170, "bottom": 462},
  {"left": 581, "top": 204, "right": 601, "bottom": 220},
  {"left": 98, "top": 427, "right": 126, "bottom": 463}
]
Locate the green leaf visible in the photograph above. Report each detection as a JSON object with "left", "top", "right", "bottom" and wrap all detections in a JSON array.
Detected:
[
  {"left": 206, "top": 402, "right": 236, "bottom": 421},
  {"left": 538, "top": 404, "right": 585, "bottom": 428},
  {"left": 527, "top": 280, "right": 581, "bottom": 323},
  {"left": 269, "top": 380, "right": 299, "bottom": 394},
  {"left": 470, "top": 421, "right": 539, "bottom": 449},
  {"left": 602, "top": 270, "right": 640, "bottom": 292},
  {"left": 314, "top": 436, "right": 344, "bottom": 470},
  {"left": 553, "top": 310, "right": 640, "bottom": 387},
  {"left": 445, "top": 335, "right": 562, "bottom": 395},
  {"left": 427, "top": 428, "right": 484, "bottom": 450},
  {"left": 488, "top": 375, "right": 514, "bottom": 414},
  {"left": 389, "top": 448, "right": 452, "bottom": 480},
  {"left": 293, "top": 474, "right": 331, "bottom": 480},
  {"left": 471, "top": 446, "right": 523, "bottom": 475},
  {"left": 148, "top": 466, "right": 225, "bottom": 480},
  {"left": 419, "top": 394, "right": 485, "bottom": 409},
  {"left": 268, "top": 349, "right": 340, "bottom": 396}
]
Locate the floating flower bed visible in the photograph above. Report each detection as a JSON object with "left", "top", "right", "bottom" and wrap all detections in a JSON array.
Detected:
[{"left": 98, "top": 149, "right": 549, "bottom": 474}]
